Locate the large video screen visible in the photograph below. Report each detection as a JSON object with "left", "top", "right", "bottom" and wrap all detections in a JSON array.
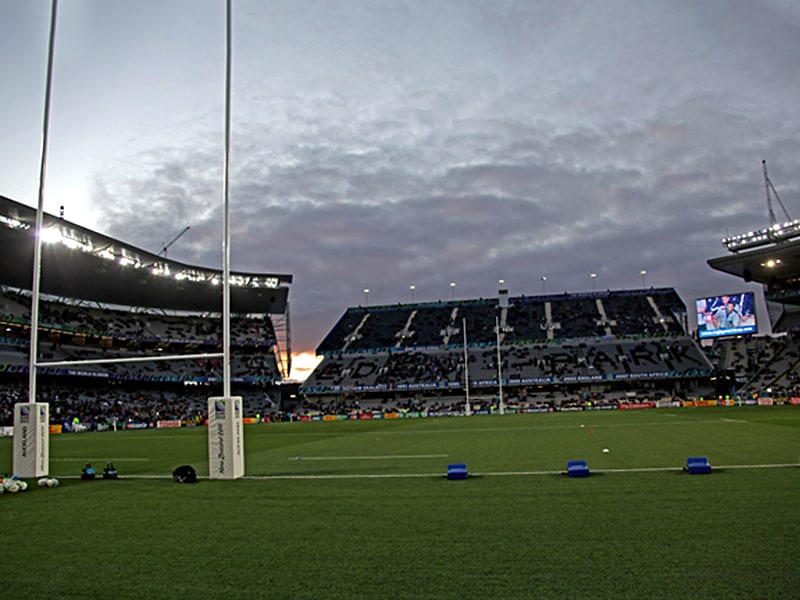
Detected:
[{"left": 696, "top": 292, "right": 757, "bottom": 339}]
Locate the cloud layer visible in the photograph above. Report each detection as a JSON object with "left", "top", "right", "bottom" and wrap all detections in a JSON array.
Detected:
[{"left": 3, "top": 1, "right": 800, "bottom": 357}]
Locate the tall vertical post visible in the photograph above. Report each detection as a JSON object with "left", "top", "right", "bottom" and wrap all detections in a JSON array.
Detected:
[
  {"left": 496, "top": 315, "right": 504, "bottom": 415},
  {"left": 463, "top": 317, "right": 471, "bottom": 416},
  {"left": 209, "top": 0, "right": 244, "bottom": 479},
  {"left": 222, "top": 0, "right": 233, "bottom": 398},
  {"left": 15, "top": 0, "right": 58, "bottom": 478},
  {"left": 28, "top": 0, "right": 59, "bottom": 409}
]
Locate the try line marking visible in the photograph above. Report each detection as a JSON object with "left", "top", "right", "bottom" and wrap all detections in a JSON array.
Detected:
[
  {"left": 50, "top": 457, "right": 150, "bottom": 462},
  {"left": 247, "top": 462, "right": 800, "bottom": 480},
  {"left": 288, "top": 453, "right": 448, "bottom": 461}
]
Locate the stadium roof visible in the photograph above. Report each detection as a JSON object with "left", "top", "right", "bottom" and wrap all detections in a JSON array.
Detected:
[
  {"left": 0, "top": 195, "right": 292, "bottom": 314},
  {"left": 707, "top": 239, "right": 800, "bottom": 287}
]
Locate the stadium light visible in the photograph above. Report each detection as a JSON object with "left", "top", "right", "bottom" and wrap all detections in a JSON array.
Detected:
[
  {"left": 723, "top": 218, "right": 800, "bottom": 251},
  {"left": 0, "top": 214, "right": 29, "bottom": 230},
  {"left": 97, "top": 248, "right": 115, "bottom": 261},
  {"left": 409, "top": 284, "right": 415, "bottom": 302},
  {"left": 18, "top": 211, "right": 283, "bottom": 290},
  {"left": 39, "top": 227, "right": 63, "bottom": 245},
  {"left": 541, "top": 276, "right": 547, "bottom": 293},
  {"left": 364, "top": 288, "right": 370, "bottom": 306},
  {"left": 640, "top": 270, "right": 647, "bottom": 287},
  {"left": 450, "top": 282, "right": 456, "bottom": 299},
  {"left": 118, "top": 256, "right": 137, "bottom": 268},
  {"left": 590, "top": 273, "right": 597, "bottom": 291}
]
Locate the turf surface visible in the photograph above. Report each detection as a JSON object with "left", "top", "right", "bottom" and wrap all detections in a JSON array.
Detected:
[{"left": 1, "top": 406, "right": 798, "bottom": 598}]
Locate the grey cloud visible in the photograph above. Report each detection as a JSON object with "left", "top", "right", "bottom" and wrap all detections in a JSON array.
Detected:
[
  {"left": 73, "top": 1, "right": 800, "bottom": 355},
  {"left": 93, "top": 84, "right": 797, "bottom": 351}
]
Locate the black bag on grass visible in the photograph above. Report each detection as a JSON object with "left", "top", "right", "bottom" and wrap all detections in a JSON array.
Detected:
[{"left": 172, "top": 465, "right": 197, "bottom": 483}]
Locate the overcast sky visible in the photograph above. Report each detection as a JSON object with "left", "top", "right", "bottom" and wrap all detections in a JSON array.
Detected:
[{"left": 2, "top": 0, "right": 800, "bottom": 378}]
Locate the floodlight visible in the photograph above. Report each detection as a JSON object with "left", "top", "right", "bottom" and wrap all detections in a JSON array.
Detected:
[
  {"left": 0, "top": 215, "right": 28, "bottom": 230},
  {"left": 39, "top": 227, "right": 61, "bottom": 244}
]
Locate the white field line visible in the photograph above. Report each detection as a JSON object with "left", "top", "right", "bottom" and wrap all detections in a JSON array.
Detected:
[
  {"left": 52, "top": 435, "right": 195, "bottom": 441},
  {"left": 50, "top": 457, "right": 150, "bottom": 462},
  {"left": 288, "top": 453, "right": 448, "bottom": 461},
  {"left": 248, "top": 472, "right": 445, "bottom": 480},
  {"left": 720, "top": 418, "right": 748, "bottom": 423},
  {"left": 250, "top": 462, "right": 800, "bottom": 480},
  {"left": 388, "top": 419, "right": 724, "bottom": 435},
  {"left": 65, "top": 461, "right": 799, "bottom": 481}
]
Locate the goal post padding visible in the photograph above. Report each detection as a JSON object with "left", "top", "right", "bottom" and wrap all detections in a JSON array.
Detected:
[
  {"left": 207, "top": 396, "right": 245, "bottom": 479},
  {"left": 13, "top": 402, "right": 49, "bottom": 478}
]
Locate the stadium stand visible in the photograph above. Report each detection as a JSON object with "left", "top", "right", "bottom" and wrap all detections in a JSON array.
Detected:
[
  {"left": 0, "top": 287, "right": 289, "bottom": 426},
  {"left": 0, "top": 195, "right": 294, "bottom": 427},
  {"left": 299, "top": 289, "right": 723, "bottom": 415}
]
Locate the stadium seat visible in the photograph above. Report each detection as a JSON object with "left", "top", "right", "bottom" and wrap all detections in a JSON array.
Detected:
[
  {"left": 686, "top": 456, "right": 711, "bottom": 474},
  {"left": 566, "top": 460, "right": 590, "bottom": 478},
  {"left": 447, "top": 463, "right": 468, "bottom": 480}
]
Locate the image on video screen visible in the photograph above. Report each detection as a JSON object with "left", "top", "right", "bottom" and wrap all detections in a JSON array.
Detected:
[{"left": 696, "top": 292, "right": 757, "bottom": 339}]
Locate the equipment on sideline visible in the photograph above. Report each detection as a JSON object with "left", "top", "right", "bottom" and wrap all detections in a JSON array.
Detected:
[
  {"left": 447, "top": 463, "right": 469, "bottom": 480},
  {"left": 567, "top": 460, "right": 590, "bottom": 478},
  {"left": 685, "top": 456, "right": 712, "bottom": 474},
  {"left": 173, "top": 465, "right": 198, "bottom": 483}
]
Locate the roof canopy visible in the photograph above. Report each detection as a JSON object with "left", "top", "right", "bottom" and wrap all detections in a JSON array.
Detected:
[
  {"left": 707, "top": 240, "right": 800, "bottom": 286},
  {"left": 0, "top": 195, "right": 291, "bottom": 314}
]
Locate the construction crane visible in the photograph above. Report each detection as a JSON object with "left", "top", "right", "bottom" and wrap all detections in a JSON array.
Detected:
[
  {"left": 159, "top": 226, "right": 191, "bottom": 257},
  {"left": 763, "top": 159, "right": 792, "bottom": 229}
]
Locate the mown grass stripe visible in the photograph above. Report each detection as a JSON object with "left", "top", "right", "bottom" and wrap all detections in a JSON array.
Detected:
[{"left": 287, "top": 453, "right": 448, "bottom": 461}]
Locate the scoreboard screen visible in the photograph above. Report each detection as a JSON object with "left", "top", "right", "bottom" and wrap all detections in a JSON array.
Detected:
[{"left": 696, "top": 292, "right": 757, "bottom": 339}]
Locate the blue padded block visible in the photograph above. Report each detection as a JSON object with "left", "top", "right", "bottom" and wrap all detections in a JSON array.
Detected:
[
  {"left": 567, "top": 460, "right": 590, "bottom": 478},
  {"left": 686, "top": 456, "right": 711, "bottom": 474},
  {"left": 447, "top": 463, "right": 468, "bottom": 480}
]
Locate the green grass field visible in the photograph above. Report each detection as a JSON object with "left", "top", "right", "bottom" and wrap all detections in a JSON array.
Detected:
[{"left": 2, "top": 406, "right": 799, "bottom": 599}]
